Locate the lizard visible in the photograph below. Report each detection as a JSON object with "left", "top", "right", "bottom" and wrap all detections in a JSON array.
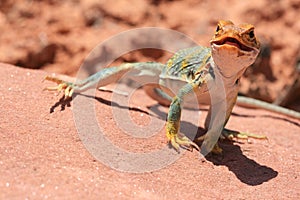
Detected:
[{"left": 44, "top": 20, "right": 300, "bottom": 154}]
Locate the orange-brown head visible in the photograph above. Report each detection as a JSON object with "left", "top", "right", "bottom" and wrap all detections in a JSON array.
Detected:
[{"left": 210, "top": 20, "right": 260, "bottom": 78}]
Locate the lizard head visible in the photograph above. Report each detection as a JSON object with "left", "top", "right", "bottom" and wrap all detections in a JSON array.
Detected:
[{"left": 210, "top": 20, "right": 260, "bottom": 78}]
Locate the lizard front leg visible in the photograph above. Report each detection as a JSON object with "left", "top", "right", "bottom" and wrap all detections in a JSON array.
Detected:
[
  {"left": 166, "top": 83, "right": 199, "bottom": 152},
  {"left": 200, "top": 92, "right": 266, "bottom": 154},
  {"left": 196, "top": 100, "right": 228, "bottom": 155}
]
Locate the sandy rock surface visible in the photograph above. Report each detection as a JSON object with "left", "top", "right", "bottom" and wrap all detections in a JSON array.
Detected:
[{"left": 0, "top": 63, "right": 299, "bottom": 199}]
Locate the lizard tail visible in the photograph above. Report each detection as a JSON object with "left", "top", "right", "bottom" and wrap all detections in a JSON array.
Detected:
[{"left": 236, "top": 96, "right": 300, "bottom": 120}]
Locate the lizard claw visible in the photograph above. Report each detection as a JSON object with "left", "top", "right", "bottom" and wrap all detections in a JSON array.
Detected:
[
  {"left": 167, "top": 133, "right": 200, "bottom": 152},
  {"left": 43, "top": 76, "right": 74, "bottom": 99}
]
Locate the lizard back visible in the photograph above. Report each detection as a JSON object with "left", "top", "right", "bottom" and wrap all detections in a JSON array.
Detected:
[{"left": 162, "top": 46, "right": 212, "bottom": 83}]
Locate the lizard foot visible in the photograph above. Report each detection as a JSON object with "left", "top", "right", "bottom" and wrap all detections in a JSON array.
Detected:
[
  {"left": 167, "top": 132, "right": 200, "bottom": 152},
  {"left": 43, "top": 76, "right": 74, "bottom": 99},
  {"left": 222, "top": 128, "right": 267, "bottom": 140},
  {"left": 195, "top": 135, "right": 222, "bottom": 154}
]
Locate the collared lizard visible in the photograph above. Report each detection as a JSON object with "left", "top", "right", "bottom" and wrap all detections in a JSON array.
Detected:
[{"left": 44, "top": 20, "right": 300, "bottom": 154}]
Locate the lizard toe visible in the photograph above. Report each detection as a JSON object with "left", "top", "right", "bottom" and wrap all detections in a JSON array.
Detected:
[
  {"left": 168, "top": 133, "right": 200, "bottom": 152},
  {"left": 43, "top": 76, "right": 74, "bottom": 99},
  {"left": 222, "top": 128, "right": 267, "bottom": 140}
]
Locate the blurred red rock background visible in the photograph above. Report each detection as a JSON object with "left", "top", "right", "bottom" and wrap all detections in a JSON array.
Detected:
[{"left": 0, "top": 0, "right": 299, "bottom": 109}]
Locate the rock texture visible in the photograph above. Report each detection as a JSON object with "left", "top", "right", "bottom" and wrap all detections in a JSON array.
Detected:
[{"left": 0, "top": 63, "right": 299, "bottom": 199}]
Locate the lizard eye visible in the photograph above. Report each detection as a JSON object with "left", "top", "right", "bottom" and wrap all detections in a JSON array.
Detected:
[
  {"left": 216, "top": 25, "right": 221, "bottom": 33},
  {"left": 248, "top": 30, "right": 255, "bottom": 39}
]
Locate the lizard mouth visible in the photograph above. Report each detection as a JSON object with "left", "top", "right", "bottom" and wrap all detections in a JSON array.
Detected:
[{"left": 212, "top": 37, "right": 253, "bottom": 52}]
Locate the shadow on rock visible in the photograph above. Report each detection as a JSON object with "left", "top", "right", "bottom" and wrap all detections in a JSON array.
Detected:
[
  {"left": 205, "top": 141, "right": 278, "bottom": 185},
  {"left": 48, "top": 96, "right": 278, "bottom": 186}
]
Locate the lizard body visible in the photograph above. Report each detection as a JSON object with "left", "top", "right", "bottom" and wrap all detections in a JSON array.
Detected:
[{"left": 44, "top": 20, "right": 300, "bottom": 154}]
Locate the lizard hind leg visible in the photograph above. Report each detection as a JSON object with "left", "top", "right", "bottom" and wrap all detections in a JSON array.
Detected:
[
  {"left": 194, "top": 128, "right": 267, "bottom": 155},
  {"left": 222, "top": 128, "right": 267, "bottom": 140},
  {"left": 44, "top": 62, "right": 165, "bottom": 100},
  {"left": 43, "top": 76, "right": 75, "bottom": 99}
]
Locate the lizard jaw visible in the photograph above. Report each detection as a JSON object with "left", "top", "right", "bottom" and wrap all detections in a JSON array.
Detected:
[{"left": 211, "top": 37, "right": 256, "bottom": 53}]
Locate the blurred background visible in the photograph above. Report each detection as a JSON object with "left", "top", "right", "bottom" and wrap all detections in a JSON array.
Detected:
[{"left": 0, "top": 0, "right": 299, "bottom": 110}]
